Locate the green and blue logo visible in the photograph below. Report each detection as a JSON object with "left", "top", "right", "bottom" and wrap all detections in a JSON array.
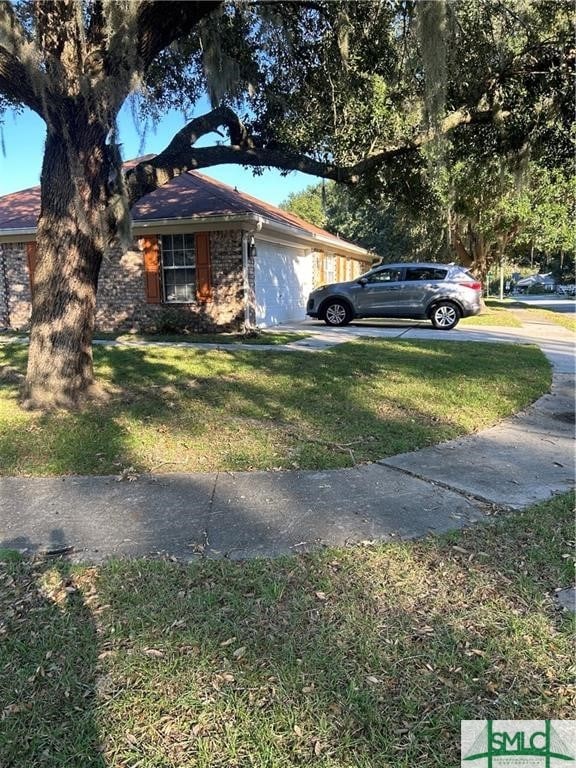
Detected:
[{"left": 461, "top": 720, "right": 576, "bottom": 768}]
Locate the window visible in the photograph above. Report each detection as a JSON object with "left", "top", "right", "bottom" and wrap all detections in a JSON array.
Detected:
[
  {"left": 325, "top": 255, "right": 336, "bottom": 284},
  {"left": 161, "top": 234, "right": 196, "bottom": 302},
  {"left": 367, "top": 267, "right": 403, "bottom": 283},
  {"left": 405, "top": 267, "right": 447, "bottom": 281}
]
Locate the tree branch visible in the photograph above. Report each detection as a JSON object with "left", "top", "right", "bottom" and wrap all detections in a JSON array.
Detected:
[
  {"left": 125, "top": 105, "right": 502, "bottom": 207},
  {"left": 135, "top": 0, "right": 222, "bottom": 71},
  {"left": 0, "top": 3, "right": 47, "bottom": 115}
]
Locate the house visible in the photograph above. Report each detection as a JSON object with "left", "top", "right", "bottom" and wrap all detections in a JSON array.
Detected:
[
  {"left": 514, "top": 273, "right": 556, "bottom": 293},
  {"left": 0, "top": 168, "right": 372, "bottom": 333}
]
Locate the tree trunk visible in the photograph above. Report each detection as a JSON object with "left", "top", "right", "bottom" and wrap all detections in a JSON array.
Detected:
[{"left": 23, "top": 117, "right": 113, "bottom": 409}]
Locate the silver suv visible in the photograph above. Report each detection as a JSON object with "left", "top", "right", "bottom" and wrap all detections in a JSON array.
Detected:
[{"left": 307, "top": 262, "right": 482, "bottom": 329}]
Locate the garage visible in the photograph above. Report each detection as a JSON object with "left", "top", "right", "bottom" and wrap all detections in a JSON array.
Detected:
[{"left": 254, "top": 239, "right": 314, "bottom": 326}]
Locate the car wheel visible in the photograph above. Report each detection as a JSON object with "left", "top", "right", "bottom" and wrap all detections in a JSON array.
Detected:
[
  {"left": 323, "top": 300, "right": 352, "bottom": 327},
  {"left": 430, "top": 301, "right": 460, "bottom": 330}
]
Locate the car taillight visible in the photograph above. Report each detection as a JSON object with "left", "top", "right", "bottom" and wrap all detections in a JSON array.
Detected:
[{"left": 462, "top": 281, "right": 482, "bottom": 291}]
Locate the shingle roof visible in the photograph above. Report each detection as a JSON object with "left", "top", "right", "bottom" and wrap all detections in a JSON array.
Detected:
[
  {"left": 0, "top": 186, "right": 40, "bottom": 231},
  {"left": 0, "top": 166, "right": 367, "bottom": 254}
]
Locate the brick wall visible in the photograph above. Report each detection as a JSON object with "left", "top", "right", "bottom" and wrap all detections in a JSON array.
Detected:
[
  {"left": 0, "top": 230, "right": 246, "bottom": 333},
  {"left": 0, "top": 247, "right": 9, "bottom": 327},
  {"left": 95, "top": 229, "right": 246, "bottom": 332},
  {"left": 0, "top": 242, "right": 32, "bottom": 329},
  {"left": 312, "top": 250, "right": 369, "bottom": 287}
]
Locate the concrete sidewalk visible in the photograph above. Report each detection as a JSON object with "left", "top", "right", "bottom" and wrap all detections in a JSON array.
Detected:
[{"left": 1, "top": 321, "right": 574, "bottom": 562}]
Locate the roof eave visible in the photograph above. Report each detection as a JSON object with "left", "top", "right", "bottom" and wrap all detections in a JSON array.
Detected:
[
  {"left": 259, "top": 219, "right": 370, "bottom": 258},
  {"left": 132, "top": 212, "right": 263, "bottom": 233},
  {"left": 0, "top": 228, "right": 36, "bottom": 243},
  {"left": 0, "top": 213, "right": 371, "bottom": 260}
]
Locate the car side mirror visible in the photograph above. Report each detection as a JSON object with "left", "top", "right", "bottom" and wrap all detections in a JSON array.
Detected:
[{"left": 358, "top": 277, "right": 368, "bottom": 286}]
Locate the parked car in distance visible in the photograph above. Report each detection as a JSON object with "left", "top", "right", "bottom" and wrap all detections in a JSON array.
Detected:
[{"left": 307, "top": 262, "right": 482, "bottom": 329}]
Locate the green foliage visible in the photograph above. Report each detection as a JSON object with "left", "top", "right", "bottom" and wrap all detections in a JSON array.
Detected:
[
  {"left": 514, "top": 168, "right": 575, "bottom": 256},
  {"left": 282, "top": 180, "right": 446, "bottom": 262},
  {"left": 281, "top": 184, "right": 327, "bottom": 229}
]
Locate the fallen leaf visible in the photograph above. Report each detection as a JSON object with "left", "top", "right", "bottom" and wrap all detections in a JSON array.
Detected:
[
  {"left": 220, "top": 637, "right": 236, "bottom": 647},
  {"left": 315, "top": 591, "right": 328, "bottom": 601},
  {"left": 143, "top": 648, "right": 164, "bottom": 658},
  {"left": 293, "top": 725, "right": 303, "bottom": 737},
  {"left": 116, "top": 466, "right": 139, "bottom": 482},
  {"left": 233, "top": 646, "right": 246, "bottom": 660}
]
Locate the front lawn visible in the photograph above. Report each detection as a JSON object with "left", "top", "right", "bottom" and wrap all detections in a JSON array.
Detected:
[
  {"left": 520, "top": 307, "right": 576, "bottom": 334},
  {"left": 98, "top": 330, "right": 309, "bottom": 346},
  {"left": 0, "top": 329, "right": 309, "bottom": 346},
  {"left": 0, "top": 339, "right": 550, "bottom": 476},
  {"left": 0, "top": 492, "right": 573, "bottom": 767},
  {"left": 460, "top": 304, "right": 522, "bottom": 327},
  {"left": 483, "top": 300, "right": 576, "bottom": 333}
]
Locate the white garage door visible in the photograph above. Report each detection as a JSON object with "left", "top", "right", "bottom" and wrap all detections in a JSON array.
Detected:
[{"left": 254, "top": 240, "right": 313, "bottom": 326}]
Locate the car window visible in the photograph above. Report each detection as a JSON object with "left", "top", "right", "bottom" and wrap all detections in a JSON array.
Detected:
[
  {"left": 367, "top": 268, "right": 403, "bottom": 283},
  {"left": 405, "top": 267, "right": 448, "bottom": 281}
]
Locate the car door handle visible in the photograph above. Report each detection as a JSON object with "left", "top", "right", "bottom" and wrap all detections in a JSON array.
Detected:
[
  {"left": 388, "top": 285, "right": 402, "bottom": 290},
  {"left": 425, "top": 284, "right": 440, "bottom": 289}
]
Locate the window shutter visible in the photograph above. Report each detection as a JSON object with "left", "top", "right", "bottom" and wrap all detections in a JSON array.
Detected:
[
  {"left": 142, "top": 236, "right": 161, "bottom": 303},
  {"left": 26, "top": 241, "right": 38, "bottom": 297},
  {"left": 195, "top": 232, "right": 212, "bottom": 301}
]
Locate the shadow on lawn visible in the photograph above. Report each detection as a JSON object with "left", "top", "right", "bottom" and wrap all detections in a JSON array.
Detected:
[
  {"left": 0, "top": 497, "right": 572, "bottom": 767},
  {"left": 0, "top": 339, "right": 549, "bottom": 476},
  {"left": 0, "top": 529, "right": 105, "bottom": 767}
]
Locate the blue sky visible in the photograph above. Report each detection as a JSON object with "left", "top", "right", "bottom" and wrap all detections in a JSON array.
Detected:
[{"left": 0, "top": 98, "right": 315, "bottom": 206}]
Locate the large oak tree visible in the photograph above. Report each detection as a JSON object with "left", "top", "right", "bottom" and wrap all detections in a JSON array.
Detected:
[{"left": 0, "top": 0, "right": 571, "bottom": 408}]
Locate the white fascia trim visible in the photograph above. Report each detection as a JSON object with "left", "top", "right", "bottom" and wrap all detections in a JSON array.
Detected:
[
  {"left": 132, "top": 212, "right": 366, "bottom": 259},
  {"left": 132, "top": 213, "right": 262, "bottom": 234},
  {"left": 0, "top": 213, "right": 370, "bottom": 261},
  {"left": 259, "top": 220, "right": 370, "bottom": 260},
  {"left": 0, "top": 215, "right": 261, "bottom": 243},
  {"left": 0, "top": 229, "right": 36, "bottom": 243}
]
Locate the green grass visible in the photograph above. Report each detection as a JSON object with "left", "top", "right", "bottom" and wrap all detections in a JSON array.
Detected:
[
  {"left": 483, "top": 299, "right": 576, "bottom": 333},
  {"left": 95, "top": 330, "right": 309, "bottom": 345},
  {"left": 0, "top": 339, "right": 550, "bottom": 476},
  {"left": 460, "top": 304, "right": 522, "bottom": 327},
  {"left": 0, "top": 492, "right": 573, "bottom": 768},
  {"left": 1, "top": 329, "right": 307, "bottom": 346},
  {"left": 0, "top": 340, "right": 550, "bottom": 476}
]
